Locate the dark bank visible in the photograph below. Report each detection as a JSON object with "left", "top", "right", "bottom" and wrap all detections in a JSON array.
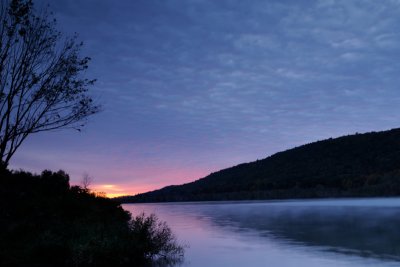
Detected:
[{"left": 0, "top": 169, "right": 183, "bottom": 266}]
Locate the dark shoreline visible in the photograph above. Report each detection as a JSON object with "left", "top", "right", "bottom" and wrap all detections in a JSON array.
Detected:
[
  {"left": 0, "top": 169, "right": 183, "bottom": 266},
  {"left": 120, "top": 196, "right": 400, "bottom": 205}
]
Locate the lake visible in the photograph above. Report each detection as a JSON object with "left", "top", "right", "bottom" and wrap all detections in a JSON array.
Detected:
[{"left": 123, "top": 198, "right": 400, "bottom": 267}]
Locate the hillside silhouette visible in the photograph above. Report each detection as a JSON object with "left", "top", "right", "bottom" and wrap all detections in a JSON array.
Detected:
[{"left": 120, "top": 128, "right": 400, "bottom": 203}]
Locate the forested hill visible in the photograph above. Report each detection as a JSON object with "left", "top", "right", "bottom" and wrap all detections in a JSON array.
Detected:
[{"left": 119, "top": 128, "right": 400, "bottom": 203}]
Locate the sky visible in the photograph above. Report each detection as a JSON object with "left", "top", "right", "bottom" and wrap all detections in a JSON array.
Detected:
[{"left": 9, "top": 0, "right": 400, "bottom": 197}]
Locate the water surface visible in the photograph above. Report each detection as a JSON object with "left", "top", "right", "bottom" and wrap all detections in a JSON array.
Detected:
[{"left": 123, "top": 198, "right": 400, "bottom": 266}]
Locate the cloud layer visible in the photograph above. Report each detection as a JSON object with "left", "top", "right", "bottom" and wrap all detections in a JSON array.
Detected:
[{"left": 11, "top": 0, "right": 400, "bottom": 195}]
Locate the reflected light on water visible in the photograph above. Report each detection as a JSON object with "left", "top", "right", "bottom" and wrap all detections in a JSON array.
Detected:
[{"left": 124, "top": 198, "right": 400, "bottom": 267}]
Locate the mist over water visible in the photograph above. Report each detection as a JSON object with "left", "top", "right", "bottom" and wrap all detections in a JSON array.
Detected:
[{"left": 124, "top": 198, "right": 400, "bottom": 267}]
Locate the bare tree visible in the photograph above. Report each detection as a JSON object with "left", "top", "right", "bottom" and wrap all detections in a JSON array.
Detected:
[
  {"left": 0, "top": 0, "right": 100, "bottom": 169},
  {"left": 81, "top": 172, "right": 93, "bottom": 190}
]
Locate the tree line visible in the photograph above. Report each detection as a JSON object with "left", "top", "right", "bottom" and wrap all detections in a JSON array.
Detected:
[
  {"left": 0, "top": 169, "right": 183, "bottom": 266},
  {"left": 120, "top": 128, "right": 400, "bottom": 203}
]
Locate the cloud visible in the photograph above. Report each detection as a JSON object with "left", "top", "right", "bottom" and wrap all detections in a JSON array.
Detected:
[{"left": 13, "top": 0, "right": 400, "bottom": 194}]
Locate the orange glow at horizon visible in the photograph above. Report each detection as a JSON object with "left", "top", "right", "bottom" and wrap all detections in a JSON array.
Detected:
[
  {"left": 91, "top": 183, "right": 164, "bottom": 198},
  {"left": 87, "top": 167, "right": 211, "bottom": 198}
]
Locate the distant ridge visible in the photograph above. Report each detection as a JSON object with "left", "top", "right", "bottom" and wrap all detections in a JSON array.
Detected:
[{"left": 118, "top": 128, "right": 400, "bottom": 203}]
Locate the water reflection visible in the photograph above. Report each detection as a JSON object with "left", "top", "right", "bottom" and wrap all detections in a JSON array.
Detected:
[
  {"left": 202, "top": 204, "right": 400, "bottom": 260},
  {"left": 124, "top": 198, "right": 400, "bottom": 267}
]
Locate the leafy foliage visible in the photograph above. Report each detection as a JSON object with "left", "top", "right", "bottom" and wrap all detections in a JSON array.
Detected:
[
  {"left": 0, "top": 169, "right": 183, "bottom": 266},
  {"left": 120, "top": 128, "right": 400, "bottom": 202}
]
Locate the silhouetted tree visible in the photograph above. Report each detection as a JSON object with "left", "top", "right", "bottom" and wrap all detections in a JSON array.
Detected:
[
  {"left": 0, "top": 0, "right": 100, "bottom": 169},
  {"left": 81, "top": 172, "right": 92, "bottom": 190}
]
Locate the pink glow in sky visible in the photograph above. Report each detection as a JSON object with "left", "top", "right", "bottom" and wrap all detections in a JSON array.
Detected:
[
  {"left": 89, "top": 167, "right": 210, "bottom": 197},
  {"left": 10, "top": 0, "right": 400, "bottom": 197}
]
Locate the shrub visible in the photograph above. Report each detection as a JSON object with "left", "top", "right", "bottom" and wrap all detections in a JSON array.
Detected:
[{"left": 130, "top": 213, "right": 184, "bottom": 261}]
